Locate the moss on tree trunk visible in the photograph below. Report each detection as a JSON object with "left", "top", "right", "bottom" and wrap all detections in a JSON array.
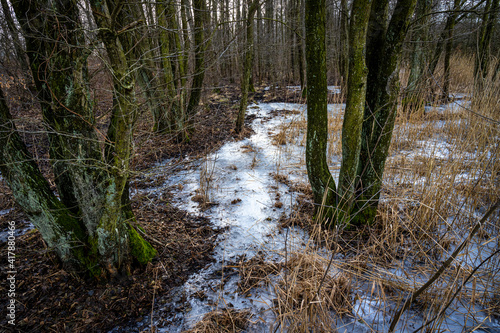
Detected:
[
  {"left": 187, "top": 0, "right": 210, "bottom": 126},
  {"left": 351, "top": 0, "right": 417, "bottom": 226},
  {"left": 337, "top": 0, "right": 372, "bottom": 225},
  {"left": 305, "top": 0, "right": 336, "bottom": 223},
  {"left": 5, "top": 0, "right": 156, "bottom": 278}
]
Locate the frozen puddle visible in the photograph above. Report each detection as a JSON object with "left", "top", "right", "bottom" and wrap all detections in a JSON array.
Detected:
[{"left": 126, "top": 101, "right": 499, "bottom": 332}]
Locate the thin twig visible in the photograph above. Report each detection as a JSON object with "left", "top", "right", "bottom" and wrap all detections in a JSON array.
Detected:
[{"left": 388, "top": 200, "right": 500, "bottom": 332}]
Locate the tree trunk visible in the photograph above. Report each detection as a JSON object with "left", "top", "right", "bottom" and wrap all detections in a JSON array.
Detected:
[
  {"left": 187, "top": 0, "right": 210, "bottom": 125},
  {"left": 441, "top": 11, "right": 457, "bottom": 102},
  {"left": 305, "top": 0, "right": 337, "bottom": 222},
  {"left": 351, "top": 0, "right": 417, "bottom": 225},
  {"left": 0, "top": 0, "right": 29, "bottom": 71},
  {"left": 90, "top": 0, "right": 157, "bottom": 273},
  {"left": 0, "top": 87, "right": 91, "bottom": 272},
  {"left": 337, "top": 0, "right": 372, "bottom": 225},
  {"left": 402, "top": 0, "right": 431, "bottom": 114},
  {"left": 157, "top": 0, "right": 184, "bottom": 133},
  {"left": 339, "top": 0, "right": 350, "bottom": 86},
  {"left": 235, "top": 0, "right": 258, "bottom": 133},
  {"left": 474, "top": 0, "right": 499, "bottom": 91},
  {"left": 8, "top": 0, "right": 156, "bottom": 277},
  {"left": 119, "top": 2, "right": 170, "bottom": 135}
]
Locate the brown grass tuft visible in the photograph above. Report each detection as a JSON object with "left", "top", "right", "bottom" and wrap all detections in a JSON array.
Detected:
[{"left": 184, "top": 308, "right": 251, "bottom": 333}]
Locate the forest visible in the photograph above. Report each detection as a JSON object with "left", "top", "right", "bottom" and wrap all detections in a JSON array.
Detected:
[{"left": 0, "top": 0, "right": 499, "bottom": 331}]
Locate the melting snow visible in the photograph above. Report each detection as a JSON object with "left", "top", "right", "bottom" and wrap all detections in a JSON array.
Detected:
[{"left": 123, "top": 99, "right": 499, "bottom": 332}]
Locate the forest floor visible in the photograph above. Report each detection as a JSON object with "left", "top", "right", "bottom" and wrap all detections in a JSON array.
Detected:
[
  {"left": 1, "top": 74, "right": 498, "bottom": 332},
  {"left": 0, "top": 84, "right": 306, "bottom": 332}
]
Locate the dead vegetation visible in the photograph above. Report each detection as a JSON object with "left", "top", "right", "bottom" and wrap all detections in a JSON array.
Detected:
[
  {"left": 0, "top": 191, "right": 225, "bottom": 332},
  {"left": 1, "top": 53, "right": 499, "bottom": 332},
  {"left": 267, "top": 53, "right": 500, "bottom": 331},
  {"left": 183, "top": 308, "right": 251, "bottom": 333},
  {"left": 236, "top": 254, "right": 279, "bottom": 295}
]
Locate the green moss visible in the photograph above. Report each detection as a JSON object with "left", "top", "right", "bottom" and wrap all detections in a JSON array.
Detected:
[{"left": 128, "top": 225, "right": 157, "bottom": 265}]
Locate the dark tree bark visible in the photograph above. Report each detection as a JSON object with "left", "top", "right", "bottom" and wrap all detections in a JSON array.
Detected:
[
  {"left": 157, "top": 0, "right": 185, "bottom": 133},
  {"left": 441, "top": 0, "right": 460, "bottom": 101},
  {"left": 305, "top": 0, "right": 337, "bottom": 221},
  {"left": 351, "top": 0, "right": 417, "bottom": 225},
  {"left": 0, "top": 0, "right": 29, "bottom": 71},
  {"left": 6, "top": 0, "right": 156, "bottom": 277},
  {"left": 402, "top": 0, "right": 432, "bottom": 114},
  {"left": 235, "top": 0, "right": 258, "bottom": 133},
  {"left": 475, "top": 0, "right": 499, "bottom": 90},
  {"left": 428, "top": 0, "right": 464, "bottom": 84},
  {"left": 118, "top": 2, "right": 170, "bottom": 134},
  {"left": 339, "top": 0, "right": 350, "bottom": 86},
  {"left": 337, "top": 0, "right": 372, "bottom": 225},
  {"left": 187, "top": 0, "right": 210, "bottom": 125},
  {"left": 0, "top": 87, "right": 90, "bottom": 272}
]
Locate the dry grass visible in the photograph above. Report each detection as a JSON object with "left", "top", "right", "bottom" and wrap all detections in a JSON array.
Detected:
[
  {"left": 183, "top": 308, "right": 251, "bottom": 333},
  {"left": 237, "top": 254, "right": 279, "bottom": 295},
  {"left": 267, "top": 53, "right": 500, "bottom": 331},
  {"left": 273, "top": 250, "right": 352, "bottom": 332}
]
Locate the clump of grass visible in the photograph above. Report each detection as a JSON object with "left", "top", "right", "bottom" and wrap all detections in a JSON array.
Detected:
[
  {"left": 273, "top": 251, "right": 352, "bottom": 332},
  {"left": 193, "top": 154, "right": 218, "bottom": 209},
  {"left": 237, "top": 254, "right": 279, "bottom": 295},
  {"left": 184, "top": 308, "right": 251, "bottom": 333}
]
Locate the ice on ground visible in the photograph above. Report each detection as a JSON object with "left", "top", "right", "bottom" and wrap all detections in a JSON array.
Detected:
[
  {"left": 285, "top": 85, "right": 342, "bottom": 94},
  {"left": 126, "top": 98, "right": 499, "bottom": 332}
]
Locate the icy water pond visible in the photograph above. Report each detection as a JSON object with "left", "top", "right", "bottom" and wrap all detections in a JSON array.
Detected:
[{"left": 121, "top": 99, "right": 499, "bottom": 332}]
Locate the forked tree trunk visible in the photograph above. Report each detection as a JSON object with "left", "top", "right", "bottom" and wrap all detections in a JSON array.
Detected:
[
  {"left": 91, "top": 0, "right": 156, "bottom": 274},
  {"left": 351, "top": 0, "right": 417, "bottom": 225},
  {"left": 0, "top": 88, "right": 90, "bottom": 272},
  {"left": 6, "top": 0, "right": 156, "bottom": 277}
]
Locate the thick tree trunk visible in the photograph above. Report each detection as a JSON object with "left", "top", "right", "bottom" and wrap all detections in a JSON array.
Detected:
[
  {"left": 91, "top": 0, "right": 156, "bottom": 274},
  {"left": 0, "top": 88, "right": 91, "bottom": 272},
  {"left": 13, "top": 0, "right": 105, "bottom": 223},
  {"left": 235, "top": 0, "right": 258, "bottom": 133},
  {"left": 305, "top": 0, "right": 336, "bottom": 222},
  {"left": 337, "top": 0, "right": 372, "bottom": 225},
  {"left": 7, "top": 0, "right": 156, "bottom": 277}
]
